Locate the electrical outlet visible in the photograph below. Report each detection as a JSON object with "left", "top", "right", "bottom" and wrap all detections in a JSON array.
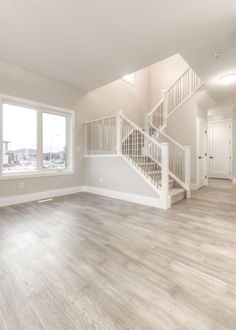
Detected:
[{"left": 19, "top": 181, "right": 25, "bottom": 189}]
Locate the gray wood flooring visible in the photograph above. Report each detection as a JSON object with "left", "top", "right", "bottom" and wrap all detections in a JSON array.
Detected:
[{"left": 0, "top": 179, "right": 236, "bottom": 329}]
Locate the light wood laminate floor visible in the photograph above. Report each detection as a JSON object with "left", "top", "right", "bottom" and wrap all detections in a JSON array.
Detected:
[{"left": 0, "top": 179, "right": 236, "bottom": 329}]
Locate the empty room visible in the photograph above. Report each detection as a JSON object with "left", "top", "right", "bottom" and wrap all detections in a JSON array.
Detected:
[{"left": 0, "top": 1, "right": 236, "bottom": 329}]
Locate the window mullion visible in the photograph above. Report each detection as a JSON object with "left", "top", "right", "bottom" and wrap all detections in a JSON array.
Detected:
[{"left": 37, "top": 109, "right": 43, "bottom": 172}]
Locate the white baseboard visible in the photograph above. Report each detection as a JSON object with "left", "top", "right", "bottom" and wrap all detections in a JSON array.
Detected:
[
  {"left": 0, "top": 186, "right": 84, "bottom": 208},
  {"left": 0, "top": 185, "right": 166, "bottom": 209},
  {"left": 83, "top": 186, "right": 164, "bottom": 208}
]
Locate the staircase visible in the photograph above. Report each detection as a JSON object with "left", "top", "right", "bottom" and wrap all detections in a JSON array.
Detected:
[{"left": 85, "top": 67, "right": 202, "bottom": 209}]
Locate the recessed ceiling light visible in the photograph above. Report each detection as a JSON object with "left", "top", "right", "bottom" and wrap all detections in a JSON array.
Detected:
[{"left": 219, "top": 74, "right": 236, "bottom": 85}]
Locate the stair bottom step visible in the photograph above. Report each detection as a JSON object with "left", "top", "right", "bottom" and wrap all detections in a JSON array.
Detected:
[{"left": 170, "top": 188, "right": 185, "bottom": 205}]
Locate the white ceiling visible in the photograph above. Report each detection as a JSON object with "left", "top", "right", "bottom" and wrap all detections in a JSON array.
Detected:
[{"left": 0, "top": 0, "right": 236, "bottom": 102}]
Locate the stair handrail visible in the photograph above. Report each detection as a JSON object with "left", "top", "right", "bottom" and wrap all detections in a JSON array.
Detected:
[
  {"left": 150, "top": 124, "right": 186, "bottom": 151},
  {"left": 165, "top": 67, "right": 190, "bottom": 93},
  {"left": 120, "top": 113, "right": 162, "bottom": 148},
  {"left": 148, "top": 98, "right": 164, "bottom": 116},
  {"left": 149, "top": 124, "right": 191, "bottom": 194},
  {"left": 147, "top": 67, "right": 202, "bottom": 129}
]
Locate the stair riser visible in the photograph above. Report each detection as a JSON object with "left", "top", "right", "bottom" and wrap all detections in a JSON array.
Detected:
[{"left": 171, "top": 191, "right": 185, "bottom": 205}]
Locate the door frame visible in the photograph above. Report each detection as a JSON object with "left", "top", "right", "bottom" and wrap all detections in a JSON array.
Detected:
[
  {"left": 196, "top": 117, "right": 208, "bottom": 189},
  {"left": 208, "top": 118, "right": 233, "bottom": 180}
]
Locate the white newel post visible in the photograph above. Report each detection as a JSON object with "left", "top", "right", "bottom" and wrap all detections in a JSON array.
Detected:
[
  {"left": 161, "top": 143, "right": 170, "bottom": 209},
  {"left": 116, "top": 111, "right": 123, "bottom": 155},
  {"left": 184, "top": 146, "right": 191, "bottom": 198}
]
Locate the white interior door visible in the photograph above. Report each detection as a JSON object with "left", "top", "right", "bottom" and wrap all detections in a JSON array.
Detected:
[
  {"left": 209, "top": 120, "right": 232, "bottom": 179},
  {"left": 197, "top": 118, "right": 208, "bottom": 188}
]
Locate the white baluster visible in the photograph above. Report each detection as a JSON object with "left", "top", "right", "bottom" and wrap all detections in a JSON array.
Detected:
[
  {"left": 116, "top": 111, "right": 123, "bottom": 155},
  {"left": 161, "top": 143, "right": 170, "bottom": 209},
  {"left": 184, "top": 146, "right": 191, "bottom": 198}
]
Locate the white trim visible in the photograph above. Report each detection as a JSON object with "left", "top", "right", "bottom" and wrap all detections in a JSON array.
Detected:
[
  {"left": 84, "top": 154, "right": 119, "bottom": 158},
  {"left": 196, "top": 117, "right": 208, "bottom": 188},
  {"left": 0, "top": 186, "right": 84, "bottom": 208},
  {"left": 232, "top": 178, "right": 236, "bottom": 184},
  {"left": 0, "top": 170, "right": 74, "bottom": 181},
  {"left": 0, "top": 184, "right": 167, "bottom": 209},
  {"left": 85, "top": 114, "right": 116, "bottom": 124},
  {"left": 83, "top": 186, "right": 164, "bottom": 209}
]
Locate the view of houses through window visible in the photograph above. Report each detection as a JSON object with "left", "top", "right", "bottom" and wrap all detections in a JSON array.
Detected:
[{"left": 2, "top": 103, "right": 67, "bottom": 174}]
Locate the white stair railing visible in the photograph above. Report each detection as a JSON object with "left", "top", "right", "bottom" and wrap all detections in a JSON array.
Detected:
[
  {"left": 149, "top": 126, "right": 191, "bottom": 195},
  {"left": 148, "top": 99, "right": 165, "bottom": 131},
  {"left": 85, "top": 112, "right": 170, "bottom": 208},
  {"left": 165, "top": 67, "right": 202, "bottom": 117},
  {"left": 85, "top": 115, "right": 117, "bottom": 155},
  {"left": 146, "top": 67, "right": 203, "bottom": 131}
]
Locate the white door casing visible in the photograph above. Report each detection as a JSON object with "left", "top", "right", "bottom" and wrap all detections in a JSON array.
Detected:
[
  {"left": 197, "top": 118, "right": 208, "bottom": 188},
  {"left": 208, "top": 119, "right": 232, "bottom": 179}
]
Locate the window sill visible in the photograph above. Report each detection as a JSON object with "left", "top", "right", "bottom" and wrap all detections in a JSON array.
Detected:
[{"left": 0, "top": 170, "right": 74, "bottom": 181}]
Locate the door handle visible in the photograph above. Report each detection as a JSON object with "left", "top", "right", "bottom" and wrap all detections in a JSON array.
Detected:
[
  {"left": 209, "top": 156, "right": 214, "bottom": 159},
  {"left": 198, "top": 156, "right": 203, "bottom": 159}
]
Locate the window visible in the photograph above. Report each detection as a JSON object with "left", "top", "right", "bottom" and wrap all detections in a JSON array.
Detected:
[
  {"left": 0, "top": 98, "right": 74, "bottom": 178},
  {"left": 43, "top": 113, "right": 66, "bottom": 170},
  {"left": 3, "top": 104, "right": 37, "bottom": 173},
  {"left": 122, "top": 73, "right": 134, "bottom": 85}
]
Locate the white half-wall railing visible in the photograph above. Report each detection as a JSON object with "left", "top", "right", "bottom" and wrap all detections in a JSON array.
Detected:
[
  {"left": 146, "top": 67, "right": 202, "bottom": 131},
  {"left": 85, "top": 112, "right": 170, "bottom": 207},
  {"left": 150, "top": 126, "right": 191, "bottom": 196},
  {"left": 85, "top": 115, "right": 117, "bottom": 155}
]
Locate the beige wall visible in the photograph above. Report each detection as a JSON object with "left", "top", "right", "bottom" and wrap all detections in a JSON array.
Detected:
[
  {"left": 0, "top": 60, "right": 151, "bottom": 198},
  {"left": 76, "top": 67, "right": 149, "bottom": 128},
  {"left": 84, "top": 157, "right": 159, "bottom": 198},
  {"left": 166, "top": 93, "right": 205, "bottom": 184},
  {"left": 147, "top": 54, "right": 189, "bottom": 110},
  {"left": 0, "top": 60, "right": 85, "bottom": 198}
]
